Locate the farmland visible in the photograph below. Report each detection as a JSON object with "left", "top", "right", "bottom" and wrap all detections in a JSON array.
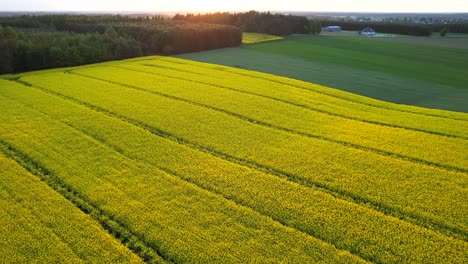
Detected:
[
  {"left": 0, "top": 55, "right": 467, "bottom": 263},
  {"left": 242, "top": 32, "right": 284, "bottom": 44},
  {"left": 178, "top": 34, "right": 468, "bottom": 112},
  {"left": 0, "top": 150, "right": 143, "bottom": 263},
  {"left": 374, "top": 34, "right": 468, "bottom": 49}
]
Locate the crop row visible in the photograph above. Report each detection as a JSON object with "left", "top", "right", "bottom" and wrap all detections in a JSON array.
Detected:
[
  {"left": 145, "top": 57, "right": 468, "bottom": 123},
  {"left": 72, "top": 65, "right": 467, "bottom": 172},
  {"left": 148, "top": 57, "right": 468, "bottom": 134},
  {"left": 0, "top": 131, "right": 166, "bottom": 263},
  {"left": 19, "top": 70, "right": 468, "bottom": 239},
  {"left": 4, "top": 76, "right": 468, "bottom": 263},
  {"left": 0, "top": 85, "right": 363, "bottom": 263},
  {"left": 0, "top": 150, "right": 143, "bottom": 263},
  {"left": 156, "top": 57, "right": 468, "bottom": 121}
]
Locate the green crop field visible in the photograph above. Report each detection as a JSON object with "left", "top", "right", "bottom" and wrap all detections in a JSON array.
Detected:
[
  {"left": 242, "top": 32, "right": 284, "bottom": 44},
  {"left": 178, "top": 34, "right": 468, "bottom": 112},
  {"left": 1, "top": 56, "right": 467, "bottom": 263}
]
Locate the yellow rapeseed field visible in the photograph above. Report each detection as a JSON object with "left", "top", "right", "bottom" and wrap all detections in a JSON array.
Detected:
[
  {"left": 0, "top": 56, "right": 467, "bottom": 263},
  {"left": 0, "top": 152, "right": 143, "bottom": 263},
  {"left": 242, "top": 32, "right": 284, "bottom": 44}
]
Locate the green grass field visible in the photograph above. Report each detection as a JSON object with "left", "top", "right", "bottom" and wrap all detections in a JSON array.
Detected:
[
  {"left": 0, "top": 56, "right": 467, "bottom": 263},
  {"left": 242, "top": 32, "right": 284, "bottom": 44},
  {"left": 178, "top": 34, "right": 468, "bottom": 112},
  {"left": 379, "top": 35, "right": 468, "bottom": 49}
]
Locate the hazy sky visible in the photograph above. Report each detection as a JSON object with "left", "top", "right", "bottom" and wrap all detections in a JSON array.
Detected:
[{"left": 1, "top": 0, "right": 467, "bottom": 13}]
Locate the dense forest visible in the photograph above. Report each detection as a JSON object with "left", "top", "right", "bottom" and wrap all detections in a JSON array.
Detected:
[
  {"left": 0, "top": 15, "right": 241, "bottom": 74},
  {"left": 173, "top": 11, "right": 322, "bottom": 35}
]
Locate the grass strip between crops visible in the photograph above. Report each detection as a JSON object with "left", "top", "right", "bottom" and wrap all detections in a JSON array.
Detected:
[
  {"left": 73, "top": 66, "right": 467, "bottom": 173},
  {"left": 2, "top": 79, "right": 467, "bottom": 263},
  {"left": 0, "top": 139, "right": 169, "bottom": 264},
  {"left": 10, "top": 76, "right": 468, "bottom": 243}
]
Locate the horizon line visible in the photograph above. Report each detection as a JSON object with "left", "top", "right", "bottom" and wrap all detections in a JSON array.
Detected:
[{"left": 1, "top": 10, "right": 468, "bottom": 14}]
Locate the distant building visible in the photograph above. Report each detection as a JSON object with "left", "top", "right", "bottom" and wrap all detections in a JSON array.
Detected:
[
  {"left": 323, "top": 26, "right": 342, "bottom": 32},
  {"left": 361, "top": 27, "right": 376, "bottom": 36}
]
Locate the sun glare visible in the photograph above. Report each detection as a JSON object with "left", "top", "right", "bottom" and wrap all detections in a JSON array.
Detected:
[{"left": 1, "top": 0, "right": 467, "bottom": 12}]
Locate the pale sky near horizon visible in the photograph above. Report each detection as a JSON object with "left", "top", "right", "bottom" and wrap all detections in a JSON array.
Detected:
[{"left": 0, "top": 0, "right": 467, "bottom": 13}]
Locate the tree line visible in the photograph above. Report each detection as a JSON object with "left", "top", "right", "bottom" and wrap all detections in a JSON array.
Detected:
[
  {"left": 0, "top": 15, "right": 241, "bottom": 74},
  {"left": 430, "top": 23, "right": 468, "bottom": 34},
  {"left": 320, "top": 20, "right": 433, "bottom": 36},
  {"left": 173, "top": 11, "right": 321, "bottom": 36}
]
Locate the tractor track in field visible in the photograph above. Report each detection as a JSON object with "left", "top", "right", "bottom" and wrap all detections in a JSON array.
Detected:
[
  {"left": 156, "top": 58, "right": 468, "bottom": 122},
  {"left": 71, "top": 69, "right": 468, "bottom": 175},
  {"left": 62, "top": 125, "right": 372, "bottom": 264},
  {"left": 0, "top": 89, "right": 371, "bottom": 263},
  {"left": 147, "top": 60, "right": 468, "bottom": 124},
  {"left": 0, "top": 137, "right": 171, "bottom": 264},
  {"left": 116, "top": 64, "right": 468, "bottom": 140},
  {"left": 11, "top": 78, "right": 468, "bottom": 243}
]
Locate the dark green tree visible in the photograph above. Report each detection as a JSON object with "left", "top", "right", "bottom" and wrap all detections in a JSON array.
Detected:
[
  {"left": 310, "top": 20, "right": 322, "bottom": 35},
  {"left": 440, "top": 27, "right": 449, "bottom": 37}
]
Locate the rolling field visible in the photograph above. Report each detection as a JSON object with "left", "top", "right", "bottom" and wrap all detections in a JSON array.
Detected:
[
  {"left": 0, "top": 56, "right": 467, "bottom": 263},
  {"left": 178, "top": 34, "right": 468, "bottom": 112}
]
